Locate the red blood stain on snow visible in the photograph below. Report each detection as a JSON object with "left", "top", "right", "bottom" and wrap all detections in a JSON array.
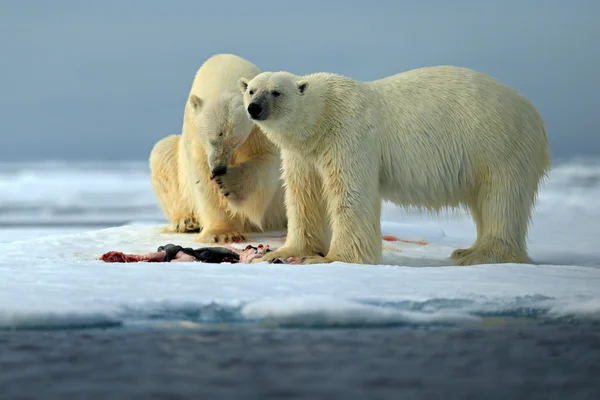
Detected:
[
  {"left": 383, "top": 245, "right": 402, "bottom": 252},
  {"left": 382, "top": 235, "right": 428, "bottom": 246}
]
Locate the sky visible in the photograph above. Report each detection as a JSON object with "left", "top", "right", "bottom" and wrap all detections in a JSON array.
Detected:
[{"left": 0, "top": 0, "right": 598, "bottom": 162}]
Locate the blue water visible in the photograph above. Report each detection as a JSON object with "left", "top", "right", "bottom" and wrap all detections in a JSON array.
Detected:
[{"left": 1, "top": 323, "right": 599, "bottom": 400}]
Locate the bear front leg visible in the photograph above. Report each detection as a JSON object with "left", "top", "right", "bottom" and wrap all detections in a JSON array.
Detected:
[
  {"left": 259, "top": 154, "right": 328, "bottom": 263},
  {"left": 301, "top": 154, "right": 382, "bottom": 265},
  {"left": 195, "top": 204, "right": 246, "bottom": 244},
  {"left": 193, "top": 172, "right": 247, "bottom": 245}
]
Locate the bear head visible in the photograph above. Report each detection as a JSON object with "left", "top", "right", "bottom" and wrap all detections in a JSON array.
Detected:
[
  {"left": 188, "top": 92, "right": 253, "bottom": 177},
  {"left": 238, "top": 72, "right": 310, "bottom": 141}
]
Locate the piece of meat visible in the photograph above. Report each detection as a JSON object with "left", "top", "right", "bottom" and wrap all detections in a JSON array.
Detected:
[
  {"left": 98, "top": 243, "right": 306, "bottom": 264},
  {"left": 235, "top": 244, "right": 303, "bottom": 264},
  {"left": 101, "top": 243, "right": 253, "bottom": 264},
  {"left": 238, "top": 244, "right": 271, "bottom": 263},
  {"left": 99, "top": 250, "right": 167, "bottom": 263},
  {"left": 169, "top": 253, "right": 199, "bottom": 262}
]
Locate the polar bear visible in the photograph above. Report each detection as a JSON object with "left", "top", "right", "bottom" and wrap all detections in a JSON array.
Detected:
[
  {"left": 238, "top": 66, "right": 550, "bottom": 266},
  {"left": 150, "top": 54, "right": 286, "bottom": 243}
]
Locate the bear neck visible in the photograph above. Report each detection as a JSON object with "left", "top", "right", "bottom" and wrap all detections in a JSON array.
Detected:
[
  {"left": 182, "top": 106, "right": 196, "bottom": 139},
  {"left": 271, "top": 78, "right": 328, "bottom": 147}
]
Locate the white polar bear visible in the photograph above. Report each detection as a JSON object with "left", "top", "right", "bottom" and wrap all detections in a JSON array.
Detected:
[
  {"left": 150, "top": 54, "right": 286, "bottom": 243},
  {"left": 238, "top": 66, "right": 551, "bottom": 266}
]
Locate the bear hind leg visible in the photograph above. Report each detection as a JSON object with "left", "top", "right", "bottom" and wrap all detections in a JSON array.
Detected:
[
  {"left": 450, "top": 203, "right": 484, "bottom": 261},
  {"left": 452, "top": 177, "right": 533, "bottom": 266},
  {"left": 150, "top": 135, "right": 200, "bottom": 233}
]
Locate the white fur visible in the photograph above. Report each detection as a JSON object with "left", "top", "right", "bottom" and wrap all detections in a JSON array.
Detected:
[
  {"left": 150, "top": 54, "right": 286, "bottom": 244},
  {"left": 239, "top": 66, "right": 551, "bottom": 266}
]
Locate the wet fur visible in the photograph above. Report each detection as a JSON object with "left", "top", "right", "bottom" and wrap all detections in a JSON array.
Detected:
[
  {"left": 150, "top": 54, "right": 286, "bottom": 243},
  {"left": 241, "top": 66, "right": 550, "bottom": 266}
]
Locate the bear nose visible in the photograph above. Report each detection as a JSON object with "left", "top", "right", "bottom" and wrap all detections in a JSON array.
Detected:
[
  {"left": 210, "top": 165, "right": 227, "bottom": 180},
  {"left": 247, "top": 103, "right": 262, "bottom": 119}
]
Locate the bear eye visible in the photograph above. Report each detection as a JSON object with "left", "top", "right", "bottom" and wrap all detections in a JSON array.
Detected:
[
  {"left": 219, "top": 132, "right": 223, "bottom": 137},
  {"left": 271, "top": 90, "right": 280, "bottom": 97},
  {"left": 249, "top": 89, "right": 254, "bottom": 95}
]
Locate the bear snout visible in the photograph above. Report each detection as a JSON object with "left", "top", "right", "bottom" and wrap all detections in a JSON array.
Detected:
[
  {"left": 210, "top": 165, "right": 227, "bottom": 180},
  {"left": 247, "top": 103, "right": 264, "bottom": 120}
]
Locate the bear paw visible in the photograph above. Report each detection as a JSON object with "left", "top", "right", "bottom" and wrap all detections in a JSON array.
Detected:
[
  {"left": 450, "top": 247, "right": 475, "bottom": 262},
  {"left": 298, "top": 255, "right": 334, "bottom": 265},
  {"left": 213, "top": 168, "right": 247, "bottom": 204},
  {"left": 259, "top": 247, "right": 308, "bottom": 263},
  {"left": 162, "top": 217, "right": 200, "bottom": 233},
  {"left": 195, "top": 229, "right": 246, "bottom": 244},
  {"left": 451, "top": 246, "right": 531, "bottom": 266}
]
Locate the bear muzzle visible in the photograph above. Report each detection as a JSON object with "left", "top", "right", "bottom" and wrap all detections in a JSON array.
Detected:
[
  {"left": 247, "top": 102, "right": 266, "bottom": 121},
  {"left": 210, "top": 165, "right": 227, "bottom": 180}
]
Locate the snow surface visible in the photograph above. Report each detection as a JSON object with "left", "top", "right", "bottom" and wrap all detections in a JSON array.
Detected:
[{"left": 0, "top": 160, "right": 599, "bottom": 330}]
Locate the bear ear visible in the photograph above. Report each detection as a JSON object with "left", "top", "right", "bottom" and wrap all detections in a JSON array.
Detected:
[
  {"left": 238, "top": 78, "right": 249, "bottom": 93},
  {"left": 297, "top": 80, "right": 309, "bottom": 95},
  {"left": 189, "top": 94, "right": 203, "bottom": 111},
  {"left": 189, "top": 95, "right": 203, "bottom": 112}
]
